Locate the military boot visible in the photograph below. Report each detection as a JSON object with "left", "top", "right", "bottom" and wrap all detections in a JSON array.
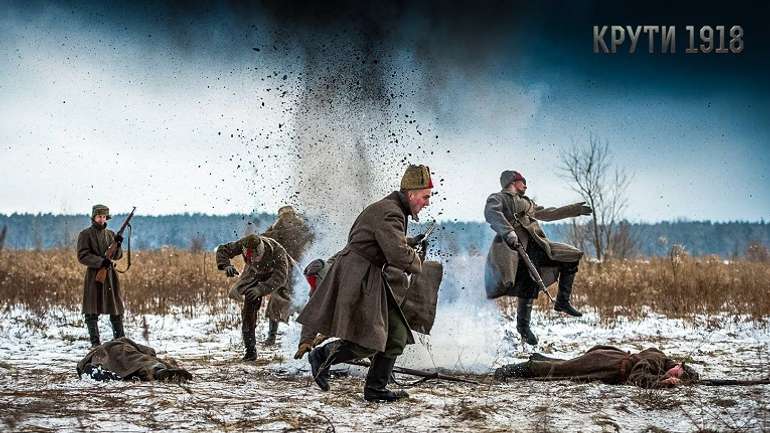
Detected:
[
  {"left": 554, "top": 264, "right": 583, "bottom": 317},
  {"left": 516, "top": 298, "right": 538, "bottom": 346},
  {"left": 494, "top": 361, "right": 532, "bottom": 381},
  {"left": 308, "top": 340, "right": 360, "bottom": 392},
  {"left": 242, "top": 329, "right": 257, "bottom": 361},
  {"left": 109, "top": 314, "right": 125, "bottom": 339},
  {"left": 264, "top": 319, "right": 278, "bottom": 346},
  {"left": 363, "top": 354, "right": 409, "bottom": 402},
  {"left": 85, "top": 314, "right": 100, "bottom": 347}
]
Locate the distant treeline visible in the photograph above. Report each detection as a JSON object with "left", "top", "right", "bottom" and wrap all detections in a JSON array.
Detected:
[{"left": 0, "top": 213, "right": 767, "bottom": 258}]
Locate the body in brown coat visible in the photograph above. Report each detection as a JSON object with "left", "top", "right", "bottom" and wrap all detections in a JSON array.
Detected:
[
  {"left": 77, "top": 337, "right": 191, "bottom": 382},
  {"left": 495, "top": 345, "right": 697, "bottom": 388}
]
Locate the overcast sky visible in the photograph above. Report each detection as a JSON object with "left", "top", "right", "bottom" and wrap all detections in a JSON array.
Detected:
[{"left": 1, "top": 1, "right": 768, "bottom": 223}]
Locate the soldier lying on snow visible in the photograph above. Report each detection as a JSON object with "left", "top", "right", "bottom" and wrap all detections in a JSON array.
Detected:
[
  {"left": 494, "top": 345, "right": 699, "bottom": 388},
  {"left": 77, "top": 337, "right": 192, "bottom": 382}
]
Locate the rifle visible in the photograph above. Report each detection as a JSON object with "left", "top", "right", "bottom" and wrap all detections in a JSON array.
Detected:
[
  {"left": 509, "top": 214, "right": 555, "bottom": 303},
  {"left": 95, "top": 207, "right": 136, "bottom": 284},
  {"left": 346, "top": 360, "right": 479, "bottom": 385},
  {"left": 697, "top": 378, "right": 770, "bottom": 386},
  {"left": 414, "top": 220, "right": 436, "bottom": 256}
]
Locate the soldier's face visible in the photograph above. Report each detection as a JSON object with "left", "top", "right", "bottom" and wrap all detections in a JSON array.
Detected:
[
  {"left": 513, "top": 180, "right": 527, "bottom": 194},
  {"left": 408, "top": 188, "right": 432, "bottom": 215},
  {"left": 93, "top": 215, "right": 108, "bottom": 225}
]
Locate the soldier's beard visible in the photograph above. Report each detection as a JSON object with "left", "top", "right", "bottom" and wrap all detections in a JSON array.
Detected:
[{"left": 92, "top": 221, "right": 107, "bottom": 229}]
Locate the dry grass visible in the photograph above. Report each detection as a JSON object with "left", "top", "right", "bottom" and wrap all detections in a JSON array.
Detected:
[{"left": 1, "top": 249, "right": 769, "bottom": 322}]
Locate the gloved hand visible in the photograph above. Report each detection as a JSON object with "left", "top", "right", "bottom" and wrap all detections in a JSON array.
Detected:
[
  {"left": 577, "top": 202, "right": 593, "bottom": 215},
  {"left": 294, "top": 340, "right": 313, "bottom": 359},
  {"left": 243, "top": 286, "right": 261, "bottom": 303},
  {"left": 113, "top": 234, "right": 124, "bottom": 243},
  {"left": 504, "top": 231, "right": 520, "bottom": 249},
  {"left": 101, "top": 257, "right": 113, "bottom": 268},
  {"left": 223, "top": 265, "right": 239, "bottom": 278}
]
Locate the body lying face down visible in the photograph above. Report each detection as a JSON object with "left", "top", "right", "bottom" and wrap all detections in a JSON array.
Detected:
[{"left": 77, "top": 337, "right": 192, "bottom": 382}]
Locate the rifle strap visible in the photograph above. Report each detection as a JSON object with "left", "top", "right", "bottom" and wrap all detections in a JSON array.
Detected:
[{"left": 116, "top": 223, "right": 132, "bottom": 274}]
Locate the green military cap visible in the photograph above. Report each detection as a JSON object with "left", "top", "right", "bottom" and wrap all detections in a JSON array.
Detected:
[
  {"left": 91, "top": 204, "right": 111, "bottom": 220},
  {"left": 400, "top": 164, "right": 434, "bottom": 190}
]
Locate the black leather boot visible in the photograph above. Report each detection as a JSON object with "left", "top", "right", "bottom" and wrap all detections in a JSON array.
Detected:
[
  {"left": 109, "top": 315, "right": 125, "bottom": 339},
  {"left": 264, "top": 319, "right": 278, "bottom": 346},
  {"left": 363, "top": 355, "right": 409, "bottom": 402},
  {"left": 242, "top": 329, "right": 257, "bottom": 361},
  {"left": 85, "top": 314, "right": 101, "bottom": 347},
  {"left": 554, "top": 263, "right": 583, "bottom": 317},
  {"left": 308, "top": 340, "right": 360, "bottom": 392},
  {"left": 494, "top": 362, "right": 532, "bottom": 381},
  {"left": 516, "top": 298, "right": 538, "bottom": 346}
]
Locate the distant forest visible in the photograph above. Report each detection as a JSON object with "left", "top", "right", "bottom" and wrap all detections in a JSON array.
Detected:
[{"left": 0, "top": 213, "right": 767, "bottom": 259}]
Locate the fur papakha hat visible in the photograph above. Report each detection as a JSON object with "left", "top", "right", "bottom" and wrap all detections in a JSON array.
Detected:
[
  {"left": 400, "top": 164, "right": 434, "bottom": 190},
  {"left": 91, "top": 204, "right": 111, "bottom": 220}
]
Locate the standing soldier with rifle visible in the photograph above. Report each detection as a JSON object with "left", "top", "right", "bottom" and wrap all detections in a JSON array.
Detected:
[
  {"left": 297, "top": 164, "right": 440, "bottom": 402},
  {"left": 261, "top": 205, "right": 315, "bottom": 345},
  {"left": 77, "top": 204, "right": 134, "bottom": 348},
  {"left": 484, "top": 170, "right": 592, "bottom": 346}
]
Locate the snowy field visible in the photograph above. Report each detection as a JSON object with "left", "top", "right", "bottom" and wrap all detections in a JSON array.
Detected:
[
  {"left": 1, "top": 255, "right": 769, "bottom": 432},
  {"left": 1, "top": 302, "right": 768, "bottom": 433}
]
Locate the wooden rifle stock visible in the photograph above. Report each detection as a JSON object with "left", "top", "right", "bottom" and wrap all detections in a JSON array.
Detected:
[{"left": 95, "top": 207, "right": 136, "bottom": 284}]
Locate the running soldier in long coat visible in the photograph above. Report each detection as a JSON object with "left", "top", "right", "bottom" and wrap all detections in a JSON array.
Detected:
[
  {"left": 77, "top": 204, "right": 125, "bottom": 347},
  {"left": 484, "top": 170, "right": 592, "bottom": 345},
  {"left": 297, "top": 164, "right": 438, "bottom": 402},
  {"left": 216, "top": 234, "right": 289, "bottom": 360},
  {"left": 494, "top": 345, "right": 699, "bottom": 388},
  {"left": 77, "top": 337, "right": 192, "bottom": 382},
  {"left": 261, "top": 205, "right": 314, "bottom": 345}
]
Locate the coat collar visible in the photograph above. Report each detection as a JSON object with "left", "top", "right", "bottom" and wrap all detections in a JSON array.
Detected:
[{"left": 387, "top": 190, "right": 413, "bottom": 222}]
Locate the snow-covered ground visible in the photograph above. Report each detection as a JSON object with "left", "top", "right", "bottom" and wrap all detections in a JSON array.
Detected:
[
  {"left": 1, "top": 302, "right": 768, "bottom": 433},
  {"left": 1, "top": 256, "right": 768, "bottom": 432}
]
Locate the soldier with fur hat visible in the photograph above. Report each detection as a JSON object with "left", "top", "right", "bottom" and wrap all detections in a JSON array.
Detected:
[
  {"left": 297, "top": 164, "right": 438, "bottom": 402},
  {"left": 484, "top": 170, "right": 592, "bottom": 346},
  {"left": 216, "top": 233, "right": 289, "bottom": 361},
  {"left": 76, "top": 204, "right": 126, "bottom": 347}
]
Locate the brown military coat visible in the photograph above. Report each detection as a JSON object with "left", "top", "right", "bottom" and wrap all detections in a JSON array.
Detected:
[
  {"left": 297, "top": 191, "right": 425, "bottom": 353},
  {"left": 526, "top": 346, "right": 679, "bottom": 388},
  {"left": 77, "top": 223, "right": 123, "bottom": 315},
  {"left": 484, "top": 190, "right": 585, "bottom": 299},
  {"left": 76, "top": 337, "right": 185, "bottom": 380},
  {"left": 216, "top": 235, "right": 290, "bottom": 321},
  {"left": 262, "top": 211, "right": 314, "bottom": 321}
]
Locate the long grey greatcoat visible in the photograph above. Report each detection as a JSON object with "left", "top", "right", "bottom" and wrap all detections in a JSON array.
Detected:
[
  {"left": 297, "top": 191, "right": 429, "bottom": 353},
  {"left": 262, "top": 211, "right": 314, "bottom": 321},
  {"left": 76, "top": 337, "right": 185, "bottom": 380},
  {"left": 484, "top": 190, "right": 585, "bottom": 299},
  {"left": 216, "top": 235, "right": 290, "bottom": 319},
  {"left": 77, "top": 223, "right": 123, "bottom": 315}
]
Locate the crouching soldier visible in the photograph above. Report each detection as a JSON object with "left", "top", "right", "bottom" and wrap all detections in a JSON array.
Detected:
[
  {"left": 297, "top": 164, "right": 443, "bottom": 402},
  {"left": 77, "top": 337, "right": 192, "bottom": 382},
  {"left": 216, "top": 234, "right": 289, "bottom": 361},
  {"left": 77, "top": 204, "right": 126, "bottom": 347},
  {"left": 261, "top": 205, "right": 315, "bottom": 345},
  {"left": 484, "top": 170, "right": 592, "bottom": 346},
  {"left": 494, "top": 345, "right": 699, "bottom": 388}
]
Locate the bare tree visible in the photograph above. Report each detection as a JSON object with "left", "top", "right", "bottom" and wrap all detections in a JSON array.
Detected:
[
  {"left": 559, "top": 134, "right": 632, "bottom": 261},
  {"left": 0, "top": 225, "right": 6, "bottom": 252},
  {"left": 190, "top": 233, "right": 206, "bottom": 253}
]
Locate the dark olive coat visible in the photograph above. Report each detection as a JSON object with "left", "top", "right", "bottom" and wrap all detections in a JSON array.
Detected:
[
  {"left": 216, "top": 235, "right": 291, "bottom": 321},
  {"left": 77, "top": 223, "right": 123, "bottom": 315},
  {"left": 297, "top": 191, "right": 427, "bottom": 353},
  {"left": 76, "top": 337, "right": 184, "bottom": 380},
  {"left": 262, "top": 211, "right": 314, "bottom": 321},
  {"left": 484, "top": 190, "right": 585, "bottom": 299}
]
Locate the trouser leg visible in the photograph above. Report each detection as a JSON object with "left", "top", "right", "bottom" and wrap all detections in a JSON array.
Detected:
[
  {"left": 241, "top": 297, "right": 261, "bottom": 360},
  {"left": 516, "top": 297, "right": 538, "bottom": 346},
  {"left": 265, "top": 319, "right": 279, "bottom": 345},
  {"left": 554, "top": 261, "right": 582, "bottom": 317},
  {"left": 109, "top": 314, "right": 125, "bottom": 339},
  {"left": 85, "top": 314, "right": 100, "bottom": 347}
]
